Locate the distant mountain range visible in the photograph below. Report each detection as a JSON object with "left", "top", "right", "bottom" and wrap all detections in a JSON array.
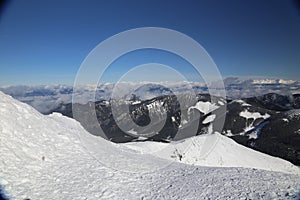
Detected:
[{"left": 0, "top": 77, "right": 299, "bottom": 113}]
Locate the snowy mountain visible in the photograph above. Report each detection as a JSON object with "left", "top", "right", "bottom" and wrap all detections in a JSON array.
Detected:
[
  {"left": 222, "top": 93, "right": 300, "bottom": 166},
  {"left": 51, "top": 93, "right": 226, "bottom": 143},
  {"left": 49, "top": 90, "right": 300, "bottom": 166},
  {"left": 0, "top": 91, "right": 300, "bottom": 199}
]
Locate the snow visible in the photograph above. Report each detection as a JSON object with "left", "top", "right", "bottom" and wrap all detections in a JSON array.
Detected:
[
  {"left": 131, "top": 100, "right": 141, "bottom": 105},
  {"left": 218, "top": 100, "right": 225, "bottom": 105},
  {"left": 188, "top": 101, "right": 219, "bottom": 115},
  {"left": 287, "top": 109, "right": 300, "bottom": 119},
  {"left": 171, "top": 116, "right": 176, "bottom": 122},
  {"left": 224, "top": 130, "right": 233, "bottom": 137},
  {"left": 279, "top": 79, "right": 296, "bottom": 84},
  {"left": 283, "top": 118, "right": 289, "bottom": 122},
  {"left": 146, "top": 100, "right": 164, "bottom": 110},
  {"left": 239, "top": 110, "right": 270, "bottom": 120},
  {"left": 126, "top": 133, "right": 300, "bottom": 174},
  {"left": 238, "top": 110, "right": 270, "bottom": 135},
  {"left": 202, "top": 114, "right": 216, "bottom": 124},
  {"left": 248, "top": 130, "right": 259, "bottom": 139},
  {"left": 178, "top": 119, "right": 188, "bottom": 128},
  {"left": 233, "top": 99, "right": 251, "bottom": 106},
  {"left": 252, "top": 78, "right": 295, "bottom": 85},
  {"left": 127, "top": 129, "right": 138, "bottom": 135},
  {"left": 0, "top": 91, "right": 300, "bottom": 199},
  {"left": 253, "top": 79, "right": 278, "bottom": 84}
]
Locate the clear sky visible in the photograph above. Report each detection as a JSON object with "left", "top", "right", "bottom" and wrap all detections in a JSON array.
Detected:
[{"left": 0, "top": 0, "right": 299, "bottom": 85}]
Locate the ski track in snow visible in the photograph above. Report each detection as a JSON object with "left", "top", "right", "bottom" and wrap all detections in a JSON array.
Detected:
[{"left": 0, "top": 91, "right": 300, "bottom": 199}]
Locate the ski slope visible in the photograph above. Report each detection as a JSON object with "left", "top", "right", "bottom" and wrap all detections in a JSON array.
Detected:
[{"left": 0, "top": 91, "right": 300, "bottom": 199}]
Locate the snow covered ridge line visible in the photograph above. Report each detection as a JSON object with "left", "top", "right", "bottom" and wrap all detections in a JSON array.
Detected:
[{"left": 123, "top": 133, "right": 300, "bottom": 174}]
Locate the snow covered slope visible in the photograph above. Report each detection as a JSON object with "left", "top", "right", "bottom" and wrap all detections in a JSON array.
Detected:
[
  {"left": 125, "top": 133, "right": 299, "bottom": 174},
  {"left": 0, "top": 91, "right": 300, "bottom": 199}
]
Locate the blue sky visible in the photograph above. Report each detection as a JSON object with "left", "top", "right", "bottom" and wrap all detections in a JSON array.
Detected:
[{"left": 0, "top": 0, "right": 299, "bottom": 85}]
